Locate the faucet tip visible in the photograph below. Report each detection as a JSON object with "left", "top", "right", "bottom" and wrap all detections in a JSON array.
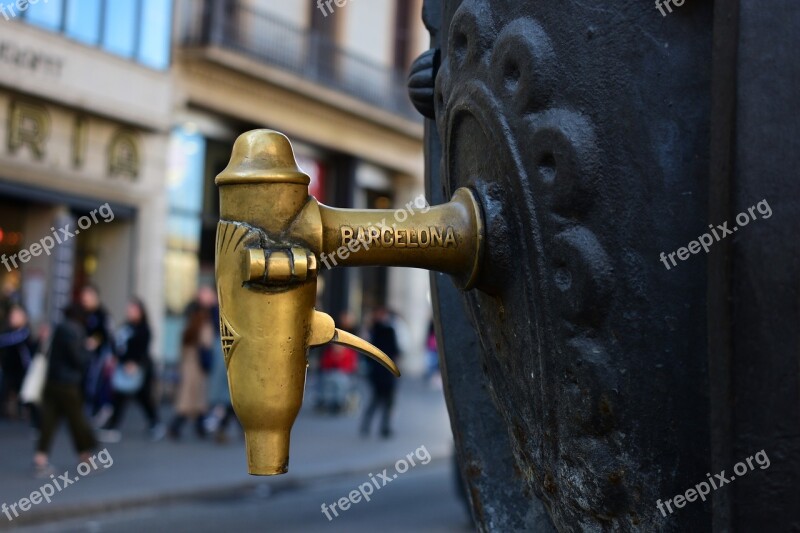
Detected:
[
  {"left": 244, "top": 428, "right": 292, "bottom": 476},
  {"left": 215, "top": 129, "right": 310, "bottom": 186}
]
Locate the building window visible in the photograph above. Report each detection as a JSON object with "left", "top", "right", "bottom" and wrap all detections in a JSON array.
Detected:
[
  {"left": 103, "top": 0, "right": 139, "bottom": 58},
  {"left": 25, "top": 0, "right": 63, "bottom": 31},
  {"left": 65, "top": 0, "right": 102, "bottom": 45},
  {"left": 138, "top": 0, "right": 173, "bottom": 70},
  {"left": 22, "top": 0, "right": 173, "bottom": 70}
]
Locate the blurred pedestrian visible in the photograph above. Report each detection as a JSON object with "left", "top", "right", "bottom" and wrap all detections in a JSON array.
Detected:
[
  {"left": 204, "top": 303, "right": 237, "bottom": 444},
  {"left": 21, "top": 322, "right": 50, "bottom": 432},
  {"left": 79, "top": 285, "right": 114, "bottom": 423},
  {"left": 205, "top": 365, "right": 236, "bottom": 444},
  {"left": 0, "top": 281, "right": 13, "bottom": 328},
  {"left": 0, "top": 275, "right": 20, "bottom": 324},
  {"left": 319, "top": 312, "right": 358, "bottom": 415},
  {"left": 97, "top": 298, "right": 164, "bottom": 443},
  {"left": 184, "top": 285, "right": 217, "bottom": 321},
  {"left": 424, "top": 321, "right": 441, "bottom": 389},
  {"left": 320, "top": 345, "right": 358, "bottom": 414},
  {"left": 168, "top": 300, "right": 213, "bottom": 440},
  {"left": 0, "top": 305, "right": 33, "bottom": 419},
  {"left": 34, "top": 304, "right": 97, "bottom": 477},
  {"left": 360, "top": 307, "right": 401, "bottom": 438}
]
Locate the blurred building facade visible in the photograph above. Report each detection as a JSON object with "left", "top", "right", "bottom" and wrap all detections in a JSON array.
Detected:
[
  {"left": 168, "top": 0, "right": 432, "bottom": 369},
  {"left": 0, "top": 0, "right": 432, "bottom": 370},
  {"left": 0, "top": 1, "right": 172, "bottom": 345}
]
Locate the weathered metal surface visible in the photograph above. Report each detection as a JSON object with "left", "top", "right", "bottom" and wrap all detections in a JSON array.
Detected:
[
  {"left": 708, "top": 1, "right": 800, "bottom": 531},
  {"left": 421, "top": 2, "right": 556, "bottom": 531},
  {"left": 418, "top": 0, "right": 717, "bottom": 530}
]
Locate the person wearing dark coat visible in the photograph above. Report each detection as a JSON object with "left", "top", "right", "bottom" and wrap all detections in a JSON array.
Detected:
[
  {"left": 34, "top": 305, "right": 97, "bottom": 477},
  {"left": 80, "top": 285, "right": 114, "bottom": 419},
  {"left": 0, "top": 305, "right": 32, "bottom": 419},
  {"left": 360, "top": 307, "right": 401, "bottom": 438},
  {"left": 98, "top": 298, "right": 163, "bottom": 442}
]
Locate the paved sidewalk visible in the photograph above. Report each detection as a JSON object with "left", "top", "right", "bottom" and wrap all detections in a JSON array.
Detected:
[{"left": 0, "top": 378, "right": 453, "bottom": 527}]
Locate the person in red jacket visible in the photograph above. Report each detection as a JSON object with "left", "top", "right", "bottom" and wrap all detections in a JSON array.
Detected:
[{"left": 318, "top": 313, "right": 358, "bottom": 414}]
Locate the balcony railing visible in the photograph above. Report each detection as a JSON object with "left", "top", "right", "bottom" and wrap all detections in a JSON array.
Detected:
[{"left": 182, "top": 1, "right": 420, "bottom": 121}]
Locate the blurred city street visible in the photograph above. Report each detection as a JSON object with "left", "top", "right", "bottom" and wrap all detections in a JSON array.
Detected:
[
  {"left": 0, "top": 377, "right": 469, "bottom": 532},
  {"left": 2, "top": 0, "right": 795, "bottom": 529},
  {"left": 0, "top": 1, "right": 459, "bottom": 530}
]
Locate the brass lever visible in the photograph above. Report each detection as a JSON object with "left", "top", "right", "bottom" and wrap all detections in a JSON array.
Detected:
[
  {"left": 215, "top": 129, "right": 483, "bottom": 475},
  {"left": 308, "top": 310, "right": 400, "bottom": 376}
]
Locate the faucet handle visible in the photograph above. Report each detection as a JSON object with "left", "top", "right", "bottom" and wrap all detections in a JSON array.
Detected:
[{"left": 309, "top": 311, "right": 401, "bottom": 377}]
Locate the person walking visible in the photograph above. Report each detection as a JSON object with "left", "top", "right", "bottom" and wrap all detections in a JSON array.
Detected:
[
  {"left": 204, "top": 304, "right": 237, "bottom": 444},
  {"left": 319, "top": 343, "right": 358, "bottom": 414},
  {"left": 97, "top": 298, "right": 164, "bottom": 443},
  {"left": 205, "top": 356, "right": 237, "bottom": 444},
  {"left": 168, "top": 303, "right": 213, "bottom": 440},
  {"left": 360, "top": 307, "right": 401, "bottom": 438},
  {"left": 79, "top": 285, "right": 114, "bottom": 423},
  {"left": 0, "top": 305, "right": 32, "bottom": 419},
  {"left": 317, "top": 311, "right": 358, "bottom": 415},
  {"left": 33, "top": 305, "right": 97, "bottom": 477},
  {"left": 424, "top": 321, "right": 441, "bottom": 389}
]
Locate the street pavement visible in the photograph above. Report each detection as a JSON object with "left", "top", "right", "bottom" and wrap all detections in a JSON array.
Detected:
[
  {"left": 0, "top": 377, "right": 463, "bottom": 530},
  {"left": 12, "top": 457, "right": 472, "bottom": 533}
]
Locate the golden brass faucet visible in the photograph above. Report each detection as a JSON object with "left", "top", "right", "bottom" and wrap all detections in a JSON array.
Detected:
[{"left": 215, "top": 129, "right": 483, "bottom": 475}]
